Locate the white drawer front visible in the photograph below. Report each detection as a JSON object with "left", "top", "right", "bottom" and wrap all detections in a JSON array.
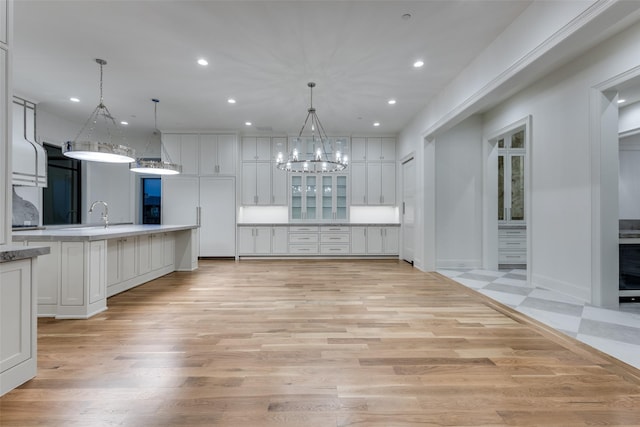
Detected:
[
  {"left": 321, "top": 233, "right": 350, "bottom": 243},
  {"left": 320, "top": 244, "right": 350, "bottom": 254},
  {"left": 498, "top": 239, "right": 526, "bottom": 250},
  {"left": 499, "top": 251, "right": 527, "bottom": 263},
  {"left": 289, "top": 244, "right": 318, "bottom": 254},
  {"left": 320, "top": 226, "right": 349, "bottom": 232},
  {"left": 289, "top": 233, "right": 319, "bottom": 243},
  {"left": 290, "top": 226, "right": 319, "bottom": 232},
  {"left": 499, "top": 229, "right": 526, "bottom": 238}
]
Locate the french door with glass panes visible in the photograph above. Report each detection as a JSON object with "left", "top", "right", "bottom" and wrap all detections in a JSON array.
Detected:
[{"left": 498, "top": 129, "right": 525, "bottom": 225}]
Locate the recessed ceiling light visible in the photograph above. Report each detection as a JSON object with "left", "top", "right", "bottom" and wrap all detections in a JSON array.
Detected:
[
  {"left": 197, "top": 58, "right": 208, "bottom": 66},
  {"left": 413, "top": 60, "right": 424, "bottom": 68},
  {"left": 228, "top": 98, "right": 236, "bottom": 104},
  {"left": 373, "top": 122, "right": 380, "bottom": 127},
  {"left": 245, "top": 121, "right": 252, "bottom": 126},
  {"left": 388, "top": 99, "right": 396, "bottom": 105},
  {"left": 120, "top": 121, "right": 129, "bottom": 125},
  {"left": 69, "top": 97, "right": 80, "bottom": 103},
  {"left": 618, "top": 99, "right": 627, "bottom": 104}
]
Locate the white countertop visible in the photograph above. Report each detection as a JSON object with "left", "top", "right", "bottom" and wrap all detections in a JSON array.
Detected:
[{"left": 12, "top": 224, "right": 198, "bottom": 242}]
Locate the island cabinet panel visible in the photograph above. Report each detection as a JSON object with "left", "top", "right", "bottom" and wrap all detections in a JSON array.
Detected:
[
  {"left": 163, "top": 233, "right": 175, "bottom": 267},
  {"left": 0, "top": 257, "right": 38, "bottom": 397},
  {"left": 137, "top": 235, "right": 151, "bottom": 275},
  {"left": 60, "top": 242, "right": 85, "bottom": 306},
  {"left": 150, "top": 233, "right": 164, "bottom": 271},
  {"left": 0, "top": 259, "right": 31, "bottom": 374},
  {"left": 27, "top": 241, "right": 59, "bottom": 312},
  {"left": 88, "top": 241, "right": 106, "bottom": 305}
]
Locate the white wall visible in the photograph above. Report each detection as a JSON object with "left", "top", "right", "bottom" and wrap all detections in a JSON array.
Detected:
[
  {"left": 435, "top": 115, "right": 483, "bottom": 268},
  {"left": 619, "top": 135, "right": 640, "bottom": 219}
]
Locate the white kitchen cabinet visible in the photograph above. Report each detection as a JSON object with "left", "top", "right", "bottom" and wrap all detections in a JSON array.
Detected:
[
  {"left": 200, "top": 133, "right": 236, "bottom": 175},
  {"left": 290, "top": 174, "right": 318, "bottom": 220},
  {"left": 367, "top": 162, "right": 396, "bottom": 205},
  {"left": 367, "top": 137, "right": 396, "bottom": 161},
  {"left": 0, "top": 48, "right": 7, "bottom": 244},
  {"left": 351, "top": 137, "right": 366, "bottom": 162},
  {"left": 0, "top": 259, "right": 35, "bottom": 396},
  {"left": 272, "top": 167, "right": 288, "bottom": 205},
  {"left": 137, "top": 234, "right": 151, "bottom": 275},
  {"left": 272, "top": 227, "right": 288, "bottom": 254},
  {"left": 58, "top": 241, "right": 107, "bottom": 318},
  {"left": 150, "top": 233, "right": 164, "bottom": 270},
  {"left": 238, "top": 226, "right": 271, "bottom": 255},
  {"left": 107, "top": 237, "right": 136, "bottom": 288},
  {"left": 367, "top": 226, "right": 399, "bottom": 255},
  {"left": 199, "top": 177, "right": 236, "bottom": 256},
  {"left": 351, "top": 226, "right": 367, "bottom": 255},
  {"left": 242, "top": 136, "right": 271, "bottom": 161},
  {"left": 27, "top": 241, "right": 59, "bottom": 315},
  {"left": 162, "top": 176, "right": 200, "bottom": 225},
  {"left": 242, "top": 162, "right": 272, "bottom": 205},
  {"left": 163, "top": 133, "right": 236, "bottom": 176},
  {"left": 350, "top": 162, "right": 367, "bottom": 205},
  {"left": 320, "top": 175, "right": 348, "bottom": 220},
  {"left": 163, "top": 233, "right": 175, "bottom": 267}
]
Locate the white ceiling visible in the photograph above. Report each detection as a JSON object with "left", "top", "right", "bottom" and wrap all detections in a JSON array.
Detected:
[{"left": 13, "top": 1, "right": 532, "bottom": 137}]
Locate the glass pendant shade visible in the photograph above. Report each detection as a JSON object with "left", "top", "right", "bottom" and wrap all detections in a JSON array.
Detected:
[
  {"left": 130, "top": 99, "right": 181, "bottom": 175},
  {"left": 63, "top": 58, "right": 136, "bottom": 163},
  {"left": 276, "top": 82, "right": 348, "bottom": 173}
]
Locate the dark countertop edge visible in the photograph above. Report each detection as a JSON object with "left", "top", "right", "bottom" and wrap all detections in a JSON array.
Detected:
[
  {"left": 11, "top": 224, "right": 198, "bottom": 242},
  {"left": 0, "top": 245, "right": 51, "bottom": 263},
  {"left": 237, "top": 223, "right": 401, "bottom": 227}
]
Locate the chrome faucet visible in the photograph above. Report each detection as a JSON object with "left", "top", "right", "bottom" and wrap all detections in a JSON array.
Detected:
[{"left": 89, "top": 200, "right": 109, "bottom": 228}]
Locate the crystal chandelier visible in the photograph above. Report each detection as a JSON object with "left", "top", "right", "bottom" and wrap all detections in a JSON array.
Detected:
[
  {"left": 63, "top": 58, "right": 136, "bottom": 163},
  {"left": 276, "top": 82, "right": 348, "bottom": 173},
  {"left": 130, "top": 99, "right": 181, "bottom": 175}
]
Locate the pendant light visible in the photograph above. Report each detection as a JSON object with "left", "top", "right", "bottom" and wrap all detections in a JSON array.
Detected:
[
  {"left": 63, "top": 58, "right": 135, "bottom": 163},
  {"left": 130, "top": 99, "right": 181, "bottom": 175},
  {"left": 276, "top": 82, "right": 348, "bottom": 173}
]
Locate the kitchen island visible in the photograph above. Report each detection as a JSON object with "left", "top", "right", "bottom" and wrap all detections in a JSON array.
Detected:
[
  {"left": 1, "top": 244, "right": 50, "bottom": 395},
  {"left": 13, "top": 224, "right": 198, "bottom": 319}
]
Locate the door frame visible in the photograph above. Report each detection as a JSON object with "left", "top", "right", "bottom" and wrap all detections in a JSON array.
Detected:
[
  {"left": 400, "top": 153, "right": 416, "bottom": 264},
  {"left": 483, "top": 115, "right": 532, "bottom": 282}
]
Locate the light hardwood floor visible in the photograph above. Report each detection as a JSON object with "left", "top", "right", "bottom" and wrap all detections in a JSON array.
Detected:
[{"left": 1, "top": 259, "right": 639, "bottom": 426}]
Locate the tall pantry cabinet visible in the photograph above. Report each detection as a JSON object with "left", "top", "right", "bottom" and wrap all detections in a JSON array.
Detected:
[{"left": 162, "top": 133, "right": 237, "bottom": 257}]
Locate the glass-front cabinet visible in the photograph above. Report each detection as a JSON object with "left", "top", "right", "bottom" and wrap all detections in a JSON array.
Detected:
[
  {"left": 290, "top": 173, "right": 347, "bottom": 222},
  {"left": 290, "top": 174, "right": 317, "bottom": 220},
  {"left": 321, "top": 175, "right": 348, "bottom": 221},
  {"left": 498, "top": 129, "right": 525, "bottom": 224}
]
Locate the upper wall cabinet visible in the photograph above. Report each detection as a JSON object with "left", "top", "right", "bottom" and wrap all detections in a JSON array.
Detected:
[
  {"left": 241, "top": 136, "right": 271, "bottom": 162},
  {"left": 351, "top": 137, "right": 395, "bottom": 162},
  {"left": 241, "top": 136, "right": 288, "bottom": 206},
  {"left": 162, "top": 133, "right": 236, "bottom": 176}
]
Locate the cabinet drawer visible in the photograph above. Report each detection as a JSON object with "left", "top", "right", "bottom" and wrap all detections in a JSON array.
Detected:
[
  {"left": 498, "top": 239, "right": 526, "bottom": 250},
  {"left": 289, "top": 244, "right": 318, "bottom": 254},
  {"left": 499, "top": 251, "right": 527, "bottom": 263},
  {"left": 320, "top": 226, "right": 349, "bottom": 232},
  {"left": 290, "top": 226, "right": 319, "bottom": 232},
  {"left": 499, "top": 229, "right": 526, "bottom": 238},
  {"left": 320, "top": 244, "right": 349, "bottom": 254},
  {"left": 289, "top": 233, "right": 319, "bottom": 243},
  {"left": 320, "top": 233, "right": 350, "bottom": 243}
]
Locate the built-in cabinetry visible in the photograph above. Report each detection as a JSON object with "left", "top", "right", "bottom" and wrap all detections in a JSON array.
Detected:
[
  {"left": 162, "top": 131, "right": 237, "bottom": 257},
  {"left": 290, "top": 174, "right": 348, "bottom": 221},
  {"left": 351, "top": 137, "right": 396, "bottom": 205},
  {"left": 1, "top": 259, "right": 34, "bottom": 395},
  {"left": 162, "top": 133, "right": 236, "bottom": 176},
  {"left": 107, "top": 232, "right": 175, "bottom": 297},
  {"left": 163, "top": 175, "right": 236, "bottom": 257},
  {"left": 13, "top": 225, "right": 198, "bottom": 319},
  {"left": 497, "top": 128, "right": 527, "bottom": 267},
  {"left": 241, "top": 136, "right": 287, "bottom": 205},
  {"left": 237, "top": 224, "right": 399, "bottom": 257}
]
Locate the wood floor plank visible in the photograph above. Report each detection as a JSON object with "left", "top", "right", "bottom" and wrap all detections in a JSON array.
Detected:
[{"left": 1, "top": 259, "right": 639, "bottom": 426}]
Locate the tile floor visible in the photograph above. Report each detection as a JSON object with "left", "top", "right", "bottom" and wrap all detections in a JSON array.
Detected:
[{"left": 438, "top": 268, "right": 640, "bottom": 369}]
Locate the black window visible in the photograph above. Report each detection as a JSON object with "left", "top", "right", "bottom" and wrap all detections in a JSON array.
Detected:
[
  {"left": 142, "top": 177, "right": 161, "bottom": 224},
  {"left": 43, "top": 143, "right": 81, "bottom": 225}
]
